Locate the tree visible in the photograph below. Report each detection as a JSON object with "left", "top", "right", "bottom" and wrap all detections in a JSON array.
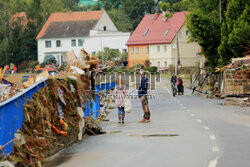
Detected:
[
  {"left": 100, "top": 0, "right": 121, "bottom": 11},
  {"left": 121, "top": 0, "right": 156, "bottom": 30},
  {"left": 187, "top": 12, "right": 221, "bottom": 70},
  {"left": 159, "top": 0, "right": 188, "bottom": 13},
  {"left": 218, "top": 0, "right": 249, "bottom": 65},
  {"left": 97, "top": 47, "right": 121, "bottom": 62},
  {"left": 107, "top": 8, "right": 133, "bottom": 32}
]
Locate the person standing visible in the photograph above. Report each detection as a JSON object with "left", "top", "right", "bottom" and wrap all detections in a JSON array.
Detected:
[
  {"left": 114, "top": 78, "right": 127, "bottom": 123},
  {"left": 14, "top": 66, "right": 17, "bottom": 74},
  {"left": 138, "top": 71, "right": 151, "bottom": 123},
  {"left": 177, "top": 76, "right": 183, "bottom": 95}
]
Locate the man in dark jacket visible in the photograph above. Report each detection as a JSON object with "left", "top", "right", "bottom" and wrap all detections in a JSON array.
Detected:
[
  {"left": 138, "top": 71, "right": 150, "bottom": 123},
  {"left": 171, "top": 73, "right": 177, "bottom": 85}
]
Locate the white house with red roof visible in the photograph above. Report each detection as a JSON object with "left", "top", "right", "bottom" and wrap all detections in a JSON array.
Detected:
[
  {"left": 126, "top": 12, "right": 200, "bottom": 68},
  {"left": 36, "top": 10, "right": 130, "bottom": 65}
]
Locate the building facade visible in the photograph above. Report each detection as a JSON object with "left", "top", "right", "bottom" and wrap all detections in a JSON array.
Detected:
[
  {"left": 128, "top": 45, "right": 150, "bottom": 67},
  {"left": 36, "top": 11, "right": 130, "bottom": 65},
  {"left": 126, "top": 12, "right": 200, "bottom": 69}
]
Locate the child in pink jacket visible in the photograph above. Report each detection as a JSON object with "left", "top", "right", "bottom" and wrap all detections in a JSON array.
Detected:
[{"left": 114, "top": 79, "right": 127, "bottom": 123}]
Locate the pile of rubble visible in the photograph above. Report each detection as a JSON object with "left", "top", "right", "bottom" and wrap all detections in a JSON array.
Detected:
[{"left": 0, "top": 49, "right": 107, "bottom": 166}]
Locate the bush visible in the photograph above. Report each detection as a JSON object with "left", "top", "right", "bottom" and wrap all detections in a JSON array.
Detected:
[
  {"left": 148, "top": 66, "right": 157, "bottom": 73},
  {"left": 18, "top": 61, "right": 29, "bottom": 71},
  {"left": 29, "top": 61, "right": 39, "bottom": 69}
]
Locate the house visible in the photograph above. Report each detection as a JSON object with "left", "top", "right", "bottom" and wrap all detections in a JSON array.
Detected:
[
  {"left": 126, "top": 12, "right": 200, "bottom": 68},
  {"left": 36, "top": 10, "right": 130, "bottom": 66}
]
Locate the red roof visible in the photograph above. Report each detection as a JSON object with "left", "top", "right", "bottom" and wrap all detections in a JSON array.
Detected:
[
  {"left": 11, "top": 12, "right": 29, "bottom": 27},
  {"left": 126, "top": 12, "right": 187, "bottom": 46},
  {"left": 36, "top": 11, "right": 104, "bottom": 39}
]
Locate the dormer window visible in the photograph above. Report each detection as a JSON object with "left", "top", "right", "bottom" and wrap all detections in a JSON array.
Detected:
[
  {"left": 143, "top": 29, "right": 149, "bottom": 36},
  {"left": 103, "top": 26, "right": 106, "bottom": 31},
  {"left": 164, "top": 29, "right": 170, "bottom": 36}
]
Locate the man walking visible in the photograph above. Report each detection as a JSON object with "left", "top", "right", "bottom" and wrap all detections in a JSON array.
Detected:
[{"left": 138, "top": 71, "right": 151, "bottom": 123}]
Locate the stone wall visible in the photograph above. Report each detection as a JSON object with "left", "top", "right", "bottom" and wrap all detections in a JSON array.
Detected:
[{"left": 223, "top": 79, "right": 250, "bottom": 95}]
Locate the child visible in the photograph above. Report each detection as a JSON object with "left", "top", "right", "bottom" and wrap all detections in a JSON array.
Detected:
[{"left": 114, "top": 78, "right": 127, "bottom": 123}]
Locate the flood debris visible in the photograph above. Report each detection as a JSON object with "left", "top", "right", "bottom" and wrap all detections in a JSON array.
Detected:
[{"left": 0, "top": 48, "right": 110, "bottom": 166}]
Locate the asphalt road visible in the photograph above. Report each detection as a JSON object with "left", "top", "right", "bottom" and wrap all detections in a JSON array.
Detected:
[{"left": 55, "top": 79, "right": 250, "bottom": 167}]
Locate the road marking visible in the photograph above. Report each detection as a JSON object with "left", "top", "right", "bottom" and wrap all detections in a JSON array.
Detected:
[
  {"left": 208, "top": 158, "right": 218, "bottom": 167},
  {"left": 186, "top": 109, "right": 190, "bottom": 112},
  {"left": 191, "top": 114, "right": 195, "bottom": 116},
  {"left": 197, "top": 119, "right": 202, "bottom": 123},
  {"left": 212, "top": 146, "right": 219, "bottom": 152},
  {"left": 183, "top": 106, "right": 187, "bottom": 109},
  {"left": 180, "top": 104, "right": 183, "bottom": 106},
  {"left": 210, "top": 135, "right": 216, "bottom": 140},
  {"left": 204, "top": 126, "right": 210, "bottom": 130}
]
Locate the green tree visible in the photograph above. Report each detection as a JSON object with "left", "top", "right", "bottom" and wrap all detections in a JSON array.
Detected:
[
  {"left": 187, "top": 12, "right": 221, "bottom": 70},
  {"left": 121, "top": 0, "right": 156, "bottom": 30},
  {"left": 97, "top": 47, "right": 121, "bottom": 62},
  {"left": 107, "top": 8, "right": 133, "bottom": 32},
  {"left": 101, "top": 0, "right": 121, "bottom": 10},
  {"left": 218, "top": 0, "right": 249, "bottom": 65}
]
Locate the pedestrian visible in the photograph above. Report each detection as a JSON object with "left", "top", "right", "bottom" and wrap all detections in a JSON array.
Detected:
[
  {"left": 171, "top": 73, "right": 177, "bottom": 86},
  {"left": 114, "top": 78, "right": 127, "bottom": 124},
  {"left": 177, "top": 76, "right": 183, "bottom": 95},
  {"left": 14, "top": 66, "right": 17, "bottom": 74},
  {"left": 138, "top": 71, "right": 151, "bottom": 123}
]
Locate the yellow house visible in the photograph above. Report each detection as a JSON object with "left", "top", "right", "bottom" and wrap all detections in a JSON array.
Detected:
[{"left": 127, "top": 45, "right": 150, "bottom": 68}]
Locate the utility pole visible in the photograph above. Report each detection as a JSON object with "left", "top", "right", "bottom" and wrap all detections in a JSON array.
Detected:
[{"left": 169, "top": 24, "right": 180, "bottom": 75}]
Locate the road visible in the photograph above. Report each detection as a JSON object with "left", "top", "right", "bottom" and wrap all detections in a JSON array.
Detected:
[{"left": 55, "top": 78, "right": 250, "bottom": 167}]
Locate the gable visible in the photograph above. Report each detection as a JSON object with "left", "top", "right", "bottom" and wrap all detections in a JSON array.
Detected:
[{"left": 93, "top": 11, "right": 118, "bottom": 31}]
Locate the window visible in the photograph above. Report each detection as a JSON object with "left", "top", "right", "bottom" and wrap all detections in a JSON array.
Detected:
[
  {"left": 164, "top": 29, "right": 170, "bottom": 36},
  {"left": 45, "top": 41, "right": 51, "bottom": 48},
  {"left": 103, "top": 26, "right": 106, "bottom": 31},
  {"left": 136, "top": 47, "right": 139, "bottom": 54},
  {"left": 143, "top": 29, "right": 149, "bottom": 36},
  {"left": 131, "top": 47, "right": 134, "bottom": 54},
  {"left": 132, "top": 62, "right": 135, "bottom": 66},
  {"left": 179, "top": 31, "right": 182, "bottom": 38},
  {"left": 186, "top": 31, "right": 189, "bottom": 36},
  {"left": 92, "top": 51, "right": 96, "bottom": 55},
  {"left": 71, "top": 39, "right": 76, "bottom": 47},
  {"left": 78, "top": 39, "right": 83, "bottom": 46},
  {"left": 157, "top": 46, "right": 160, "bottom": 52},
  {"left": 158, "top": 61, "right": 160, "bottom": 67},
  {"left": 164, "top": 45, "right": 167, "bottom": 52},
  {"left": 164, "top": 61, "right": 167, "bottom": 67},
  {"left": 146, "top": 46, "right": 149, "bottom": 53},
  {"left": 56, "top": 40, "right": 61, "bottom": 47}
]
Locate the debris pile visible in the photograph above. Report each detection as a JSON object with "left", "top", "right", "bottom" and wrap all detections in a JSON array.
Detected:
[{"left": 1, "top": 48, "right": 105, "bottom": 166}]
